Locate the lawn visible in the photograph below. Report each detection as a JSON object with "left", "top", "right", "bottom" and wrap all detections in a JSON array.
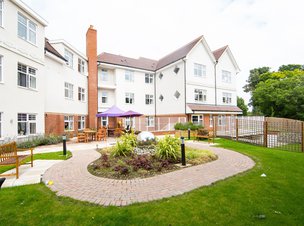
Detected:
[
  {"left": 0, "top": 139, "right": 304, "bottom": 225},
  {"left": 0, "top": 151, "right": 72, "bottom": 174}
]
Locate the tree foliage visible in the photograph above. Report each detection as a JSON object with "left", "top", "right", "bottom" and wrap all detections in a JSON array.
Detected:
[
  {"left": 237, "top": 96, "right": 248, "bottom": 116},
  {"left": 278, "top": 64, "right": 303, "bottom": 72},
  {"left": 243, "top": 67, "right": 270, "bottom": 93}
]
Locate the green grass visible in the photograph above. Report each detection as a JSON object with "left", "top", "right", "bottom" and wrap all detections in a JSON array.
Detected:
[
  {"left": 0, "top": 151, "right": 72, "bottom": 174},
  {"left": 1, "top": 139, "right": 304, "bottom": 225}
]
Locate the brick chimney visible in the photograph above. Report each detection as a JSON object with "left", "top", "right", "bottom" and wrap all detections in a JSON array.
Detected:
[{"left": 86, "top": 25, "right": 98, "bottom": 128}]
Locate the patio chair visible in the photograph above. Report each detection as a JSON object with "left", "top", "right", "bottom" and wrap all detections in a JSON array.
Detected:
[
  {"left": 97, "top": 128, "right": 107, "bottom": 141},
  {"left": 77, "top": 132, "right": 88, "bottom": 143}
]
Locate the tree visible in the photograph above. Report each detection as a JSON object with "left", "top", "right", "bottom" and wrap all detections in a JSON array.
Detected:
[
  {"left": 278, "top": 64, "right": 303, "bottom": 72},
  {"left": 252, "top": 71, "right": 304, "bottom": 120},
  {"left": 237, "top": 96, "right": 248, "bottom": 116},
  {"left": 243, "top": 67, "right": 270, "bottom": 93}
]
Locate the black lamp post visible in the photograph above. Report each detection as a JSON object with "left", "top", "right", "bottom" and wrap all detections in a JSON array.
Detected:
[
  {"left": 180, "top": 137, "right": 186, "bottom": 166},
  {"left": 0, "top": 178, "right": 6, "bottom": 189},
  {"left": 62, "top": 134, "right": 67, "bottom": 156}
]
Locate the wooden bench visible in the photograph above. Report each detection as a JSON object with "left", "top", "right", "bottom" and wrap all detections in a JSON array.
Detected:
[
  {"left": 194, "top": 129, "right": 214, "bottom": 144},
  {"left": 0, "top": 142, "right": 34, "bottom": 179}
]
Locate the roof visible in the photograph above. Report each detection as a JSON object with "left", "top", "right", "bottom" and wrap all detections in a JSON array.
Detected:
[
  {"left": 156, "top": 35, "right": 203, "bottom": 70},
  {"left": 187, "top": 104, "right": 242, "bottom": 113},
  {"left": 98, "top": 53, "right": 157, "bottom": 71},
  {"left": 212, "top": 45, "right": 228, "bottom": 61},
  {"left": 44, "top": 38, "right": 67, "bottom": 62}
]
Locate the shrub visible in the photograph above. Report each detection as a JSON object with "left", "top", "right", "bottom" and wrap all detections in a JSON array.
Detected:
[
  {"left": 156, "top": 135, "right": 180, "bottom": 161},
  {"left": 17, "top": 134, "right": 62, "bottom": 148},
  {"left": 128, "top": 154, "right": 153, "bottom": 171},
  {"left": 112, "top": 132, "right": 137, "bottom": 157},
  {"left": 174, "top": 122, "right": 203, "bottom": 131}
]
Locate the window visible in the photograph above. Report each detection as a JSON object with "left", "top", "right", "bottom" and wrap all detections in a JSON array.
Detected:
[
  {"left": 222, "top": 92, "right": 232, "bottom": 104},
  {"left": 192, "top": 115, "right": 203, "bottom": 126},
  {"left": 124, "top": 117, "right": 134, "bottom": 128},
  {"left": 78, "top": 87, "right": 85, "bottom": 101},
  {"left": 222, "top": 70, "right": 231, "bottom": 83},
  {"left": 0, "top": 0, "right": 3, "bottom": 27},
  {"left": 64, "top": 49, "right": 73, "bottom": 67},
  {"left": 194, "top": 63, "right": 206, "bottom": 77},
  {"left": 101, "top": 116, "right": 108, "bottom": 127},
  {"left": 101, "top": 69, "right": 108, "bottom": 81},
  {"left": 78, "top": 116, "right": 85, "bottom": 130},
  {"left": 145, "top": 116, "right": 154, "bottom": 127},
  {"left": 64, "top": 116, "right": 74, "bottom": 130},
  {"left": 145, "top": 74, "right": 153, "bottom": 83},
  {"left": 17, "top": 63, "right": 36, "bottom": 89},
  {"left": 64, "top": 82, "right": 73, "bottom": 99},
  {"left": 78, "top": 58, "right": 85, "bottom": 74},
  {"left": 218, "top": 115, "right": 226, "bottom": 126},
  {"left": 125, "top": 70, "right": 134, "bottom": 82},
  {"left": 17, "top": 113, "right": 36, "bottom": 136},
  {"left": 125, "top": 92, "right": 134, "bottom": 104},
  {"left": 145, "top": 94, "right": 153, "bottom": 105},
  {"left": 17, "top": 13, "right": 37, "bottom": 44},
  {"left": 174, "top": 91, "right": 181, "bottom": 99},
  {"left": 194, "top": 89, "right": 207, "bottom": 102},
  {"left": 0, "top": 112, "right": 2, "bottom": 138},
  {"left": 0, "top": 55, "right": 2, "bottom": 82},
  {"left": 101, "top": 92, "right": 108, "bottom": 104}
]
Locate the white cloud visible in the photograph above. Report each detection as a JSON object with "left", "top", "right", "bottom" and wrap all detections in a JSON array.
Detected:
[{"left": 23, "top": 0, "right": 304, "bottom": 106}]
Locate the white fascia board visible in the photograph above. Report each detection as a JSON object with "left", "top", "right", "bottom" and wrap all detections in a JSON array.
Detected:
[
  {"left": 226, "top": 47, "right": 241, "bottom": 73},
  {"left": 11, "top": 0, "right": 48, "bottom": 26},
  {"left": 190, "top": 111, "right": 241, "bottom": 115},
  {"left": 49, "top": 39, "right": 87, "bottom": 60},
  {"left": 186, "top": 37, "right": 216, "bottom": 63},
  {"left": 98, "top": 62, "right": 155, "bottom": 74},
  {"left": 45, "top": 51, "right": 66, "bottom": 64},
  {"left": 155, "top": 59, "right": 184, "bottom": 73}
]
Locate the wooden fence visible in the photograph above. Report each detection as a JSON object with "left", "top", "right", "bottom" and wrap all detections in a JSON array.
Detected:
[{"left": 214, "top": 116, "right": 304, "bottom": 152}]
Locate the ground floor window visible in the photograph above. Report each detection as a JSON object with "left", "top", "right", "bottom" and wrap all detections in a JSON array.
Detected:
[
  {"left": 192, "top": 115, "right": 203, "bottom": 126},
  {"left": 78, "top": 116, "right": 85, "bottom": 130},
  {"left": 64, "top": 116, "right": 74, "bottom": 130},
  {"left": 17, "top": 113, "right": 36, "bottom": 135},
  {"left": 145, "top": 116, "right": 154, "bottom": 127},
  {"left": 124, "top": 117, "right": 134, "bottom": 128},
  {"left": 218, "top": 115, "right": 226, "bottom": 126},
  {"left": 101, "top": 116, "right": 108, "bottom": 127}
]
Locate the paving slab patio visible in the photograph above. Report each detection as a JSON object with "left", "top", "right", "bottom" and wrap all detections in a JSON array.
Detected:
[{"left": 43, "top": 141, "right": 255, "bottom": 206}]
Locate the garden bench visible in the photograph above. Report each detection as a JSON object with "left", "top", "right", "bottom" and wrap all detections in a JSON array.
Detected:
[
  {"left": 0, "top": 142, "right": 34, "bottom": 179},
  {"left": 194, "top": 129, "right": 214, "bottom": 144}
]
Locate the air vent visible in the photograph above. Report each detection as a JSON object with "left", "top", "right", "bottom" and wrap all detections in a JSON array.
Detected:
[
  {"left": 174, "top": 66, "right": 180, "bottom": 74},
  {"left": 159, "top": 95, "right": 164, "bottom": 101},
  {"left": 159, "top": 73, "right": 163, "bottom": 79},
  {"left": 174, "top": 91, "right": 180, "bottom": 99}
]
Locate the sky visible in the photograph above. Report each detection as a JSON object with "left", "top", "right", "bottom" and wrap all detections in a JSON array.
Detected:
[{"left": 23, "top": 0, "right": 304, "bottom": 106}]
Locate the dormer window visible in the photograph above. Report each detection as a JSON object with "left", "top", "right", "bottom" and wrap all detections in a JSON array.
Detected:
[
  {"left": 174, "top": 66, "right": 180, "bottom": 74},
  {"left": 64, "top": 49, "right": 73, "bottom": 68}
]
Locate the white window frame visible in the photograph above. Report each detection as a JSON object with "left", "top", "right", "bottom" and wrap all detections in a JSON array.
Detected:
[
  {"left": 194, "top": 63, "right": 206, "bottom": 77},
  {"left": 64, "top": 82, "right": 74, "bottom": 99},
  {"left": 17, "top": 113, "right": 37, "bottom": 136},
  {"left": 101, "top": 69, "right": 108, "bottom": 81},
  {"left": 145, "top": 73, "right": 153, "bottom": 84},
  {"left": 78, "top": 116, "right": 85, "bottom": 130},
  {"left": 78, "top": 58, "right": 85, "bottom": 74},
  {"left": 0, "top": 112, "right": 2, "bottom": 138},
  {"left": 17, "top": 63, "right": 37, "bottom": 89},
  {"left": 222, "top": 92, "right": 232, "bottom": 104},
  {"left": 145, "top": 116, "right": 154, "bottom": 127},
  {"left": 124, "top": 117, "right": 134, "bottom": 128},
  {"left": 218, "top": 115, "right": 226, "bottom": 126},
  {"left": 125, "top": 70, "right": 134, "bottom": 82},
  {"left": 101, "top": 116, "right": 108, "bottom": 127},
  {"left": 101, "top": 92, "right": 108, "bottom": 104},
  {"left": 192, "top": 115, "right": 203, "bottom": 126},
  {"left": 78, "top": 87, "right": 85, "bottom": 102},
  {"left": 194, "top": 89, "right": 207, "bottom": 103},
  {"left": 145, "top": 94, "right": 153, "bottom": 105},
  {"left": 0, "top": 55, "right": 2, "bottom": 82},
  {"left": 64, "top": 49, "right": 73, "bottom": 68},
  {"left": 64, "top": 116, "right": 74, "bottom": 131},
  {"left": 125, "top": 92, "right": 134, "bottom": 104},
  {"left": 0, "top": 0, "right": 3, "bottom": 27},
  {"left": 222, "top": 70, "right": 231, "bottom": 83},
  {"left": 17, "top": 13, "right": 37, "bottom": 44}
]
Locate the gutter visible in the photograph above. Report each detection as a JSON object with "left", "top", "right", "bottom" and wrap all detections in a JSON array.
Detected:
[
  {"left": 183, "top": 58, "right": 187, "bottom": 116},
  {"left": 214, "top": 60, "right": 218, "bottom": 106}
]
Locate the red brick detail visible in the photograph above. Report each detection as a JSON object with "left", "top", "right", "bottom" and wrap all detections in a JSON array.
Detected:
[
  {"left": 45, "top": 113, "right": 64, "bottom": 135},
  {"left": 86, "top": 25, "right": 98, "bottom": 129}
]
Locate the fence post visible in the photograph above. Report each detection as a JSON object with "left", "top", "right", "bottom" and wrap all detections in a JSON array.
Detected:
[
  {"left": 263, "top": 121, "right": 268, "bottom": 147},
  {"left": 235, "top": 118, "right": 239, "bottom": 141},
  {"left": 213, "top": 116, "right": 217, "bottom": 137},
  {"left": 301, "top": 122, "right": 304, "bottom": 152}
]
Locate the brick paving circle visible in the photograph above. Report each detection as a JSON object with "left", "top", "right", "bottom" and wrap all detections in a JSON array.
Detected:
[{"left": 43, "top": 141, "right": 255, "bottom": 206}]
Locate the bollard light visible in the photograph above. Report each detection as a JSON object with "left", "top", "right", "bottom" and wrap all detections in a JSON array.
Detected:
[
  {"left": 180, "top": 136, "right": 186, "bottom": 166},
  {"left": 62, "top": 134, "right": 67, "bottom": 156},
  {"left": 0, "top": 178, "right": 6, "bottom": 189},
  {"left": 188, "top": 128, "right": 191, "bottom": 140}
]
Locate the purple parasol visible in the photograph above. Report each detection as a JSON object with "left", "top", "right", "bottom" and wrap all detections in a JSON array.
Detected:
[
  {"left": 120, "top": 110, "right": 143, "bottom": 117},
  {"left": 96, "top": 105, "right": 125, "bottom": 117}
]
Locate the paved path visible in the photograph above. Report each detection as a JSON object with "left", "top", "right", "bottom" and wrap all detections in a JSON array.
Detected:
[{"left": 43, "top": 141, "right": 255, "bottom": 206}]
